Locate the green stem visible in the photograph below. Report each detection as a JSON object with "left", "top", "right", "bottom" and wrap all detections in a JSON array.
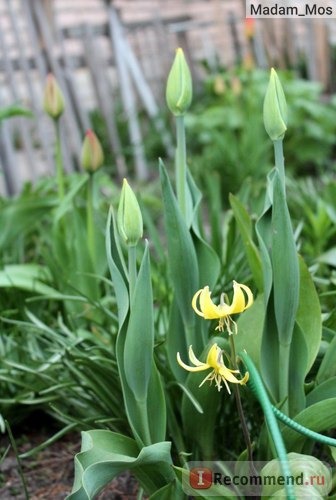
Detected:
[
  {"left": 229, "top": 336, "right": 255, "bottom": 465},
  {"left": 274, "top": 139, "right": 285, "bottom": 188},
  {"left": 279, "top": 342, "right": 290, "bottom": 415},
  {"left": 87, "top": 173, "right": 95, "bottom": 267},
  {"left": 54, "top": 118, "right": 65, "bottom": 201},
  {"left": 175, "top": 115, "right": 187, "bottom": 219},
  {"left": 240, "top": 351, "right": 296, "bottom": 500},
  {"left": 128, "top": 245, "right": 137, "bottom": 304}
]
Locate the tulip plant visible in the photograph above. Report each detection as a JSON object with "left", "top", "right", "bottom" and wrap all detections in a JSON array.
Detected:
[{"left": 65, "top": 51, "right": 336, "bottom": 499}]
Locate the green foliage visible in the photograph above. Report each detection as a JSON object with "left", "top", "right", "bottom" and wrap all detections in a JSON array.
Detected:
[
  {"left": 186, "top": 68, "right": 336, "bottom": 199},
  {"left": 2, "top": 62, "right": 336, "bottom": 499}
]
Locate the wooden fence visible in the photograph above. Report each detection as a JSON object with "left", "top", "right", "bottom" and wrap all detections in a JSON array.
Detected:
[{"left": 0, "top": 0, "right": 336, "bottom": 195}]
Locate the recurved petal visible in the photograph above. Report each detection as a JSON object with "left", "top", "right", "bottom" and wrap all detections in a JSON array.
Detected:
[
  {"left": 177, "top": 351, "right": 209, "bottom": 372},
  {"left": 218, "top": 363, "right": 245, "bottom": 385},
  {"left": 191, "top": 289, "right": 205, "bottom": 317},
  {"left": 199, "top": 286, "right": 222, "bottom": 319},
  {"left": 188, "top": 345, "right": 204, "bottom": 367},
  {"left": 229, "top": 281, "right": 253, "bottom": 314}
]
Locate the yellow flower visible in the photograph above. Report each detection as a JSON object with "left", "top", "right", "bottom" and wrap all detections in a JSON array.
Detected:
[
  {"left": 192, "top": 281, "right": 253, "bottom": 333},
  {"left": 177, "top": 343, "right": 249, "bottom": 393}
]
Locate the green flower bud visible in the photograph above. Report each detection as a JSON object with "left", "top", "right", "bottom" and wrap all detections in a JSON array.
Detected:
[
  {"left": 81, "top": 129, "right": 104, "bottom": 173},
  {"left": 166, "top": 48, "right": 192, "bottom": 116},
  {"left": 117, "top": 179, "right": 143, "bottom": 247},
  {"left": 263, "top": 68, "right": 287, "bottom": 141},
  {"left": 43, "top": 74, "right": 65, "bottom": 119}
]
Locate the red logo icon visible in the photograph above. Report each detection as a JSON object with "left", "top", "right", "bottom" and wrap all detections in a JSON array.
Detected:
[{"left": 189, "top": 467, "right": 212, "bottom": 489}]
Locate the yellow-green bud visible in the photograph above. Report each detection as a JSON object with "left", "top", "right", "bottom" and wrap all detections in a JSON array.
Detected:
[
  {"left": 263, "top": 68, "right": 287, "bottom": 141},
  {"left": 81, "top": 129, "right": 104, "bottom": 173},
  {"left": 43, "top": 73, "right": 65, "bottom": 119},
  {"left": 117, "top": 179, "right": 143, "bottom": 247},
  {"left": 166, "top": 48, "right": 192, "bottom": 116}
]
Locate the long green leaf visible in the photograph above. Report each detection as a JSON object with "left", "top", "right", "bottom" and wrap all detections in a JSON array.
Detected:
[
  {"left": 159, "top": 160, "right": 199, "bottom": 348},
  {"left": 105, "top": 207, "right": 129, "bottom": 328},
  {"left": 124, "top": 244, "right": 153, "bottom": 401},
  {"left": 229, "top": 193, "right": 263, "bottom": 291},
  {"left": 271, "top": 171, "right": 299, "bottom": 345},
  {"left": 282, "top": 398, "right": 336, "bottom": 451}
]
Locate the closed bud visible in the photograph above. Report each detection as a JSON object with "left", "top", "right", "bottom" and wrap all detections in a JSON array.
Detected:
[
  {"left": 263, "top": 68, "right": 287, "bottom": 141},
  {"left": 81, "top": 129, "right": 104, "bottom": 173},
  {"left": 43, "top": 74, "right": 65, "bottom": 119},
  {"left": 117, "top": 179, "right": 143, "bottom": 247},
  {"left": 166, "top": 48, "right": 192, "bottom": 116}
]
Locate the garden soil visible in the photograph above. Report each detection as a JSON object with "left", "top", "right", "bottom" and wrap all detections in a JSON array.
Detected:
[{"left": 0, "top": 413, "right": 140, "bottom": 499}]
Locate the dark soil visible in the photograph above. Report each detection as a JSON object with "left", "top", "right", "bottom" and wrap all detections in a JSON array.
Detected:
[{"left": 0, "top": 413, "right": 139, "bottom": 499}]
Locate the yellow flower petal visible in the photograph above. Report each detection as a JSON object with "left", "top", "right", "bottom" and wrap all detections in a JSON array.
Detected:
[
  {"left": 205, "top": 343, "right": 221, "bottom": 367},
  {"left": 191, "top": 289, "right": 205, "bottom": 317},
  {"left": 188, "top": 345, "right": 205, "bottom": 367},
  {"left": 218, "top": 364, "right": 249, "bottom": 386},
  {"left": 199, "top": 286, "right": 222, "bottom": 319},
  {"left": 228, "top": 281, "right": 254, "bottom": 314},
  {"left": 176, "top": 351, "right": 209, "bottom": 372}
]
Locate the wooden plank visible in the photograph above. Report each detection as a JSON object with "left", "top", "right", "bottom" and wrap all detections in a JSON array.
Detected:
[
  {"left": 0, "top": 122, "right": 19, "bottom": 195},
  {"left": 106, "top": 3, "right": 148, "bottom": 181},
  {"left": 31, "top": 0, "right": 82, "bottom": 171},
  {"left": 83, "top": 24, "right": 127, "bottom": 178},
  {"left": 6, "top": 0, "right": 54, "bottom": 174},
  {"left": 57, "top": 25, "right": 92, "bottom": 134},
  {"left": 0, "top": 10, "right": 37, "bottom": 184},
  {"left": 117, "top": 20, "right": 174, "bottom": 157}
]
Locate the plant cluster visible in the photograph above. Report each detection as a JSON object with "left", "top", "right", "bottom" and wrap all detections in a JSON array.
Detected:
[{"left": 1, "top": 53, "right": 336, "bottom": 500}]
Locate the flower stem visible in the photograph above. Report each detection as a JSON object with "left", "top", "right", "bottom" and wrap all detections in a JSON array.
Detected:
[
  {"left": 87, "top": 173, "right": 95, "bottom": 268},
  {"left": 175, "top": 115, "right": 187, "bottom": 219},
  {"left": 274, "top": 139, "right": 285, "bottom": 188},
  {"left": 128, "top": 245, "right": 137, "bottom": 304},
  {"left": 54, "top": 118, "right": 65, "bottom": 201},
  {"left": 229, "top": 336, "right": 255, "bottom": 465}
]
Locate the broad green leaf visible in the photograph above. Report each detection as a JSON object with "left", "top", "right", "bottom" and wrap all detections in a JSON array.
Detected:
[
  {"left": 149, "top": 479, "right": 184, "bottom": 500},
  {"left": 255, "top": 169, "right": 275, "bottom": 305},
  {"left": 229, "top": 193, "right": 263, "bottom": 291},
  {"left": 174, "top": 465, "right": 237, "bottom": 499},
  {"left": 288, "top": 323, "right": 307, "bottom": 416},
  {"left": 146, "top": 361, "right": 167, "bottom": 444},
  {"left": 159, "top": 161, "right": 199, "bottom": 348},
  {"left": 0, "top": 264, "right": 62, "bottom": 297},
  {"left": 316, "top": 334, "right": 336, "bottom": 384},
  {"left": 260, "top": 297, "right": 280, "bottom": 401},
  {"left": 235, "top": 294, "right": 265, "bottom": 370},
  {"left": 271, "top": 171, "right": 299, "bottom": 345},
  {"left": 124, "top": 244, "right": 153, "bottom": 401},
  {"left": 192, "top": 231, "right": 220, "bottom": 293},
  {"left": 296, "top": 256, "right": 321, "bottom": 374},
  {"left": 306, "top": 377, "right": 336, "bottom": 406},
  {"left": 68, "top": 430, "right": 173, "bottom": 499},
  {"left": 166, "top": 298, "right": 188, "bottom": 383},
  {"left": 282, "top": 398, "right": 336, "bottom": 451}
]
